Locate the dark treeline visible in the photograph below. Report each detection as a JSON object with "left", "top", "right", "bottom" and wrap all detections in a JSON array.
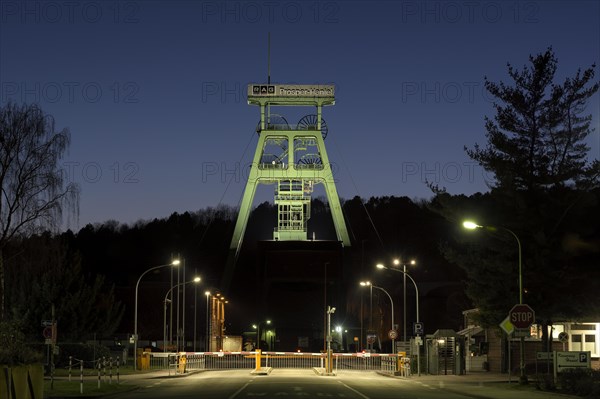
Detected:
[
  {"left": 4, "top": 189, "right": 600, "bottom": 343},
  {"left": 4, "top": 196, "right": 469, "bottom": 341}
]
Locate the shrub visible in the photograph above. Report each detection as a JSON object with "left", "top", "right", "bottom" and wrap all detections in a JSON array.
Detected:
[
  {"left": 55, "top": 343, "right": 111, "bottom": 368},
  {"left": 0, "top": 320, "right": 43, "bottom": 365},
  {"left": 558, "top": 368, "right": 600, "bottom": 398}
]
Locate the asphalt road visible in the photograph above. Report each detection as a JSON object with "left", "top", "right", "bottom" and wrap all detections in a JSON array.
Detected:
[{"left": 111, "top": 369, "right": 580, "bottom": 399}]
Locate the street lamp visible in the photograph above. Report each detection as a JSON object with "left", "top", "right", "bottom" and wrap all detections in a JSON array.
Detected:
[
  {"left": 253, "top": 320, "right": 271, "bottom": 350},
  {"left": 205, "top": 291, "right": 210, "bottom": 351},
  {"left": 360, "top": 282, "right": 395, "bottom": 353},
  {"left": 134, "top": 259, "right": 180, "bottom": 370},
  {"left": 392, "top": 258, "right": 416, "bottom": 343},
  {"left": 326, "top": 306, "right": 336, "bottom": 374},
  {"left": 163, "top": 277, "right": 201, "bottom": 353},
  {"left": 462, "top": 221, "right": 523, "bottom": 304},
  {"left": 376, "top": 263, "right": 421, "bottom": 376},
  {"left": 462, "top": 220, "right": 526, "bottom": 383},
  {"left": 359, "top": 281, "right": 374, "bottom": 351}
]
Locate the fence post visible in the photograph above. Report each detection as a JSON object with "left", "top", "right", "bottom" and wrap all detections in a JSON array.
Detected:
[
  {"left": 97, "top": 360, "right": 101, "bottom": 389},
  {"left": 109, "top": 357, "right": 113, "bottom": 384},
  {"left": 80, "top": 359, "right": 84, "bottom": 394},
  {"left": 103, "top": 357, "right": 107, "bottom": 383},
  {"left": 68, "top": 356, "right": 72, "bottom": 382},
  {"left": 117, "top": 358, "right": 120, "bottom": 384}
]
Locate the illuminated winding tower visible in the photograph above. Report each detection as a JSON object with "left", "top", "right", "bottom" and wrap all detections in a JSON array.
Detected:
[{"left": 228, "top": 83, "right": 351, "bottom": 264}]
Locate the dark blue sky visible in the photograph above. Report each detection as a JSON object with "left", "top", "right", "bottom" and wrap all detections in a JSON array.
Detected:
[{"left": 1, "top": 1, "right": 599, "bottom": 228}]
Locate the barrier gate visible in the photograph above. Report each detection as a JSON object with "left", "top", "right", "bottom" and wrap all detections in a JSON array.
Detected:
[{"left": 146, "top": 351, "right": 406, "bottom": 375}]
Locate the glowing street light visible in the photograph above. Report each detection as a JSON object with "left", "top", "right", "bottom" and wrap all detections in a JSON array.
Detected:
[
  {"left": 462, "top": 221, "right": 480, "bottom": 230},
  {"left": 462, "top": 219, "right": 526, "bottom": 383},
  {"left": 359, "top": 281, "right": 374, "bottom": 351},
  {"left": 376, "top": 263, "right": 421, "bottom": 376},
  {"left": 390, "top": 259, "right": 416, "bottom": 343},
  {"left": 253, "top": 319, "right": 272, "bottom": 350},
  {"left": 134, "top": 259, "right": 180, "bottom": 370},
  {"left": 163, "top": 276, "right": 201, "bottom": 353},
  {"left": 361, "top": 281, "right": 395, "bottom": 353},
  {"left": 205, "top": 291, "right": 210, "bottom": 351}
]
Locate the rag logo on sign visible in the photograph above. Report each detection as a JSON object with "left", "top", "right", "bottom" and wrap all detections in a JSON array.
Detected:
[{"left": 252, "top": 85, "right": 275, "bottom": 95}]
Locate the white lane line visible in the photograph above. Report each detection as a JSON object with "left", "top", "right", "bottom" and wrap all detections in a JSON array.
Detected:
[
  {"left": 338, "top": 381, "right": 371, "bottom": 399},
  {"left": 228, "top": 380, "right": 254, "bottom": 399}
]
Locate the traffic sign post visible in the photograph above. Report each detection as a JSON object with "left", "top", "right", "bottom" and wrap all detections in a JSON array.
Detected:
[
  {"left": 413, "top": 322, "right": 424, "bottom": 335},
  {"left": 508, "top": 304, "right": 534, "bottom": 385},
  {"left": 509, "top": 304, "right": 535, "bottom": 329},
  {"left": 499, "top": 316, "right": 514, "bottom": 335}
]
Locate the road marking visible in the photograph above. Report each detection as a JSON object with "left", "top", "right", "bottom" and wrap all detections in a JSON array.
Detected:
[
  {"left": 229, "top": 380, "right": 254, "bottom": 399},
  {"left": 338, "top": 381, "right": 370, "bottom": 399},
  {"left": 413, "top": 381, "right": 436, "bottom": 390}
]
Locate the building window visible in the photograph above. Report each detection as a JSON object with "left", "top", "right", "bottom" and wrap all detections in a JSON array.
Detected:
[{"left": 569, "top": 323, "right": 599, "bottom": 357}]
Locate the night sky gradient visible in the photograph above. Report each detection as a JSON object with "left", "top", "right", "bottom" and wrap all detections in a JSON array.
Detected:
[{"left": 1, "top": 0, "right": 599, "bottom": 228}]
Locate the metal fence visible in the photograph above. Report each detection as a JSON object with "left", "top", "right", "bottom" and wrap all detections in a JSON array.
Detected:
[{"left": 148, "top": 351, "right": 403, "bottom": 375}]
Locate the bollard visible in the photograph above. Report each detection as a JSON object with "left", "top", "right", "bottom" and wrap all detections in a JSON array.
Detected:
[
  {"left": 255, "top": 349, "right": 262, "bottom": 371},
  {"left": 80, "top": 360, "right": 84, "bottom": 394},
  {"left": 103, "top": 357, "right": 107, "bottom": 383}
]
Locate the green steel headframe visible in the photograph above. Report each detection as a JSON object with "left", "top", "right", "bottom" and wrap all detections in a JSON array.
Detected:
[
  {"left": 231, "top": 83, "right": 350, "bottom": 248},
  {"left": 222, "top": 84, "right": 350, "bottom": 290}
]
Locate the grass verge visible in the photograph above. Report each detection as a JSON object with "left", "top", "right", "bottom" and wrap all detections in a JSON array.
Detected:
[{"left": 44, "top": 379, "right": 137, "bottom": 398}]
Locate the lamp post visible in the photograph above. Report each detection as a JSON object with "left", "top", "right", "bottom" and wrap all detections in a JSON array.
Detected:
[
  {"left": 326, "top": 306, "right": 336, "bottom": 374},
  {"left": 134, "top": 259, "right": 180, "bottom": 370},
  {"left": 376, "top": 263, "right": 421, "bottom": 376},
  {"left": 359, "top": 281, "right": 374, "bottom": 350},
  {"left": 392, "top": 259, "right": 416, "bottom": 344},
  {"left": 211, "top": 294, "right": 228, "bottom": 351},
  {"left": 463, "top": 220, "right": 526, "bottom": 383},
  {"left": 193, "top": 281, "right": 197, "bottom": 352},
  {"left": 253, "top": 320, "right": 271, "bottom": 350},
  {"left": 205, "top": 291, "right": 210, "bottom": 351},
  {"left": 360, "top": 282, "right": 395, "bottom": 353},
  {"left": 163, "top": 277, "right": 201, "bottom": 355}
]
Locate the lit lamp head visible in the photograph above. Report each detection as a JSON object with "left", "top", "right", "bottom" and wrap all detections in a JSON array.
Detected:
[
  {"left": 463, "top": 221, "right": 481, "bottom": 230},
  {"left": 391, "top": 259, "right": 416, "bottom": 267},
  {"left": 171, "top": 259, "right": 181, "bottom": 266},
  {"left": 359, "top": 280, "right": 372, "bottom": 286}
]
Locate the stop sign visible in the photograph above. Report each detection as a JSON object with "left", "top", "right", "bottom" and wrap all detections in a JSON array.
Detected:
[{"left": 509, "top": 304, "right": 535, "bottom": 328}]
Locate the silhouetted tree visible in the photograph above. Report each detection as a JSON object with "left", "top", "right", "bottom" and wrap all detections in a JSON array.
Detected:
[
  {"left": 0, "top": 102, "right": 79, "bottom": 319},
  {"left": 431, "top": 48, "right": 600, "bottom": 343},
  {"left": 4, "top": 233, "right": 124, "bottom": 341}
]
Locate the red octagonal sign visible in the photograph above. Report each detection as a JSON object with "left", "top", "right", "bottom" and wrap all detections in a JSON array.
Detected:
[{"left": 509, "top": 304, "right": 535, "bottom": 329}]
